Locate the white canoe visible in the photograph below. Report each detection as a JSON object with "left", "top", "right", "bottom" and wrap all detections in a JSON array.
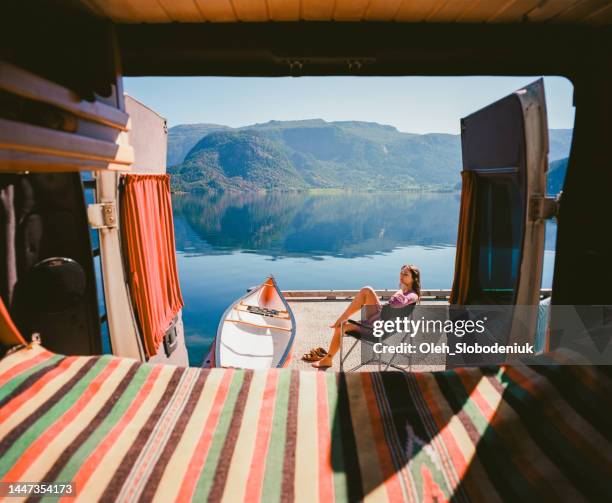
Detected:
[{"left": 214, "top": 276, "right": 296, "bottom": 369}]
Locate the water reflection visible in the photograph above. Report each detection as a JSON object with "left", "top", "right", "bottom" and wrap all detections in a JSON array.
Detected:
[
  {"left": 171, "top": 191, "right": 557, "bottom": 365},
  {"left": 172, "top": 191, "right": 462, "bottom": 258}
]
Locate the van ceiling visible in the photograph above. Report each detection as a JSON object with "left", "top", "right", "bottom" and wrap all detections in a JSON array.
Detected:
[
  {"left": 81, "top": 0, "right": 611, "bottom": 25},
  {"left": 2, "top": 2, "right": 610, "bottom": 81},
  {"left": 62, "top": 0, "right": 610, "bottom": 78}
]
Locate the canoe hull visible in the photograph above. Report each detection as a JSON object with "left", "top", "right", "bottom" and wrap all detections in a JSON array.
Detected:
[{"left": 213, "top": 277, "right": 296, "bottom": 369}]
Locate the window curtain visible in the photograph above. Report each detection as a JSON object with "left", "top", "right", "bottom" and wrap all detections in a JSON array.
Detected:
[
  {"left": 120, "top": 174, "right": 184, "bottom": 358},
  {"left": 0, "top": 297, "right": 25, "bottom": 347},
  {"left": 450, "top": 171, "right": 479, "bottom": 305}
]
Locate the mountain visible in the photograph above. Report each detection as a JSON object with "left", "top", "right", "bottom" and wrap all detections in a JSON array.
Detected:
[
  {"left": 169, "top": 130, "right": 309, "bottom": 192},
  {"left": 167, "top": 120, "right": 573, "bottom": 192},
  {"left": 167, "top": 123, "right": 231, "bottom": 167},
  {"left": 547, "top": 157, "right": 568, "bottom": 195}
]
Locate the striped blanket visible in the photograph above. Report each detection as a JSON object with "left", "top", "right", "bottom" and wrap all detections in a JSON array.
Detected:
[{"left": 0, "top": 344, "right": 610, "bottom": 502}]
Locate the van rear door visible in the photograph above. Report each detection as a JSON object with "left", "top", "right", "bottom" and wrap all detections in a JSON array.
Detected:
[{"left": 455, "top": 79, "right": 549, "bottom": 343}]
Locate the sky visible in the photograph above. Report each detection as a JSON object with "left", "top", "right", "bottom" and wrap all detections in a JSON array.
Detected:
[{"left": 124, "top": 76, "right": 574, "bottom": 134}]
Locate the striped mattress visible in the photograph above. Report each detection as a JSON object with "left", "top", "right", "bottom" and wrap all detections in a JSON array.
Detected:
[{"left": 0, "top": 343, "right": 611, "bottom": 502}]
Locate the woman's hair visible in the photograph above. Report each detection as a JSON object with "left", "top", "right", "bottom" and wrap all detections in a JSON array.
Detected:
[{"left": 401, "top": 264, "right": 421, "bottom": 300}]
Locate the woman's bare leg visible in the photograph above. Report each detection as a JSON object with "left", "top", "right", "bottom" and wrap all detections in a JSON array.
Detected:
[
  {"left": 313, "top": 286, "right": 380, "bottom": 369},
  {"left": 312, "top": 326, "right": 342, "bottom": 368},
  {"left": 331, "top": 286, "right": 381, "bottom": 327}
]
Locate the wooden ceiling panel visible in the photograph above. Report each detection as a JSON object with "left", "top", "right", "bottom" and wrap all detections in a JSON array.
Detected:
[
  {"left": 364, "top": 0, "right": 403, "bottom": 21},
  {"left": 525, "top": 0, "right": 582, "bottom": 23},
  {"left": 79, "top": 0, "right": 612, "bottom": 24},
  {"left": 454, "top": 1, "right": 516, "bottom": 22},
  {"left": 333, "top": 0, "right": 371, "bottom": 21},
  {"left": 584, "top": 3, "right": 612, "bottom": 25},
  {"left": 423, "top": 0, "right": 458, "bottom": 21},
  {"left": 268, "top": 0, "right": 300, "bottom": 21},
  {"left": 194, "top": 0, "right": 238, "bottom": 22},
  {"left": 553, "top": 0, "right": 612, "bottom": 23},
  {"left": 97, "top": 0, "right": 172, "bottom": 22},
  {"left": 232, "top": 0, "right": 269, "bottom": 21},
  {"left": 83, "top": 0, "right": 155, "bottom": 22},
  {"left": 156, "top": 0, "right": 206, "bottom": 22},
  {"left": 394, "top": 0, "right": 447, "bottom": 22},
  {"left": 487, "top": 0, "right": 544, "bottom": 23},
  {"left": 428, "top": 0, "right": 480, "bottom": 22},
  {"left": 301, "top": 0, "right": 336, "bottom": 20}
]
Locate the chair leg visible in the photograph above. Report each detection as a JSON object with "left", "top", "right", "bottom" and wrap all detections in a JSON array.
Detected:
[
  {"left": 339, "top": 323, "right": 344, "bottom": 373},
  {"left": 384, "top": 332, "right": 413, "bottom": 371},
  {"left": 343, "top": 340, "right": 359, "bottom": 360},
  {"left": 341, "top": 340, "right": 359, "bottom": 371},
  {"left": 384, "top": 352, "right": 398, "bottom": 371},
  {"left": 340, "top": 322, "right": 359, "bottom": 372},
  {"left": 347, "top": 358, "right": 378, "bottom": 372}
]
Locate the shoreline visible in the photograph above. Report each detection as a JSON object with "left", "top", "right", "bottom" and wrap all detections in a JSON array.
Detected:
[{"left": 170, "top": 187, "right": 461, "bottom": 195}]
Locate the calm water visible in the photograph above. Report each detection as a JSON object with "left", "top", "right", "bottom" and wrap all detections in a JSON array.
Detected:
[{"left": 172, "top": 191, "right": 557, "bottom": 365}]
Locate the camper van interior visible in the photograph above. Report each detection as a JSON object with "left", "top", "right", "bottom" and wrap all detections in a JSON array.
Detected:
[{"left": 0, "top": 1, "right": 611, "bottom": 501}]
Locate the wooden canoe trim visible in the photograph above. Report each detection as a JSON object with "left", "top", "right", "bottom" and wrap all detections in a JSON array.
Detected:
[
  {"left": 232, "top": 305, "right": 291, "bottom": 319},
  {"left": 0, "top": 62, "right": 130, "bottom": 131},
  {"left": 223, "top": 319, "right": 293, "bottom": 332}
]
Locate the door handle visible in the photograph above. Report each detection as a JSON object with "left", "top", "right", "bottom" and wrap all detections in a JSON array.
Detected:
[{"left": 529, "top": 193, "right": 560, "bottom": 221}]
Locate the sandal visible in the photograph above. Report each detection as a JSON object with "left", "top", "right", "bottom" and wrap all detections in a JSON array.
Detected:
[
  {"left": 302, "top": 349, "right": 321, "bottom": 362},
  {"left": 302, "top": 347, "right": 328, "bottom": 362}
]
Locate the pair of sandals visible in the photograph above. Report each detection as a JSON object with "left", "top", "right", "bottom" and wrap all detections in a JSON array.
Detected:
[{"left": 302, "top": 347, "right": 328, "bottom": 362}]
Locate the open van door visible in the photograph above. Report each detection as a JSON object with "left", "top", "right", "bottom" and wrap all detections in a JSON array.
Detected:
[{"left": 451, "top": 79, "right": 549, "bottom": 345}]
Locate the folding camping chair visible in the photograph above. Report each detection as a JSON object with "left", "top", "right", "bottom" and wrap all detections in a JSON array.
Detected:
[{"left": 339, "top": 303, "right": 416, "bottom": 372}]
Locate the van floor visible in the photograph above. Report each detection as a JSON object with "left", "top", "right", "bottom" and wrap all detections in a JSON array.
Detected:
[{"left": 288, "top": 300, "right": 447, "bottom": 372}]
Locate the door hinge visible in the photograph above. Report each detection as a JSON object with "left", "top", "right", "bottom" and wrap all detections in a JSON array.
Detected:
[
  {"left": 529, "top": 193, "right": 560, "bottom": 221},
  {"left": 87, "top": 202, "right": 118, "bottom": 229}
]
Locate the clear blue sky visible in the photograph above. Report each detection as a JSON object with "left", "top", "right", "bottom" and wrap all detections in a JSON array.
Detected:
[{"left": 124, "top": 76, "right": 574, "bottom": 134}]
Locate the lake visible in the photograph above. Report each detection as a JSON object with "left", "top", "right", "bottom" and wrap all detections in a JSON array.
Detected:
[{"left": 172, "top": 191, "right": 557, "bottom": 366}]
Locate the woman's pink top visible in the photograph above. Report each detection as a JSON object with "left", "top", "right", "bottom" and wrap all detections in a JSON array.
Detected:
[
  {"left": 388, "top": 289, "right": 419, "bottom": 307},
  {"left": 362, "top": 289, "right": 419, "bottom": 328}
]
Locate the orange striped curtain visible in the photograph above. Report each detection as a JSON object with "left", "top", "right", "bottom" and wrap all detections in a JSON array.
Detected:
[
  {"left": 120, "top": 174, "right": 184, "bottom": 358},
  {"left": 0, "top": 297, "right": 25, "bottom": 347},
  {"left": 450, "top": 171, "right": 479, "bottom": 305}
]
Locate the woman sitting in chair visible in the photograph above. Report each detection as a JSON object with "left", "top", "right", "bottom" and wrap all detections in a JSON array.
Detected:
[{"left": 307, "top": 264, "right": 421, "bottom": 369}]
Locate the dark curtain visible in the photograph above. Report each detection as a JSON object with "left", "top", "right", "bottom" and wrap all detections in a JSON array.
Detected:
[{"left": 450, "top": 171, "right": 479, "bottom": 305}]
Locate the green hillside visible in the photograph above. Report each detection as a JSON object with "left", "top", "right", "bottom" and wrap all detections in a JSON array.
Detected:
[
  {"left": 167, "top": 120, "right": 573, "bottom": 192},
  {"left": 169, "top": 131, "right": 309, "bottom": 193},
  {"left": 167, "top": 123, "right": 231, "bottom": 167}
]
